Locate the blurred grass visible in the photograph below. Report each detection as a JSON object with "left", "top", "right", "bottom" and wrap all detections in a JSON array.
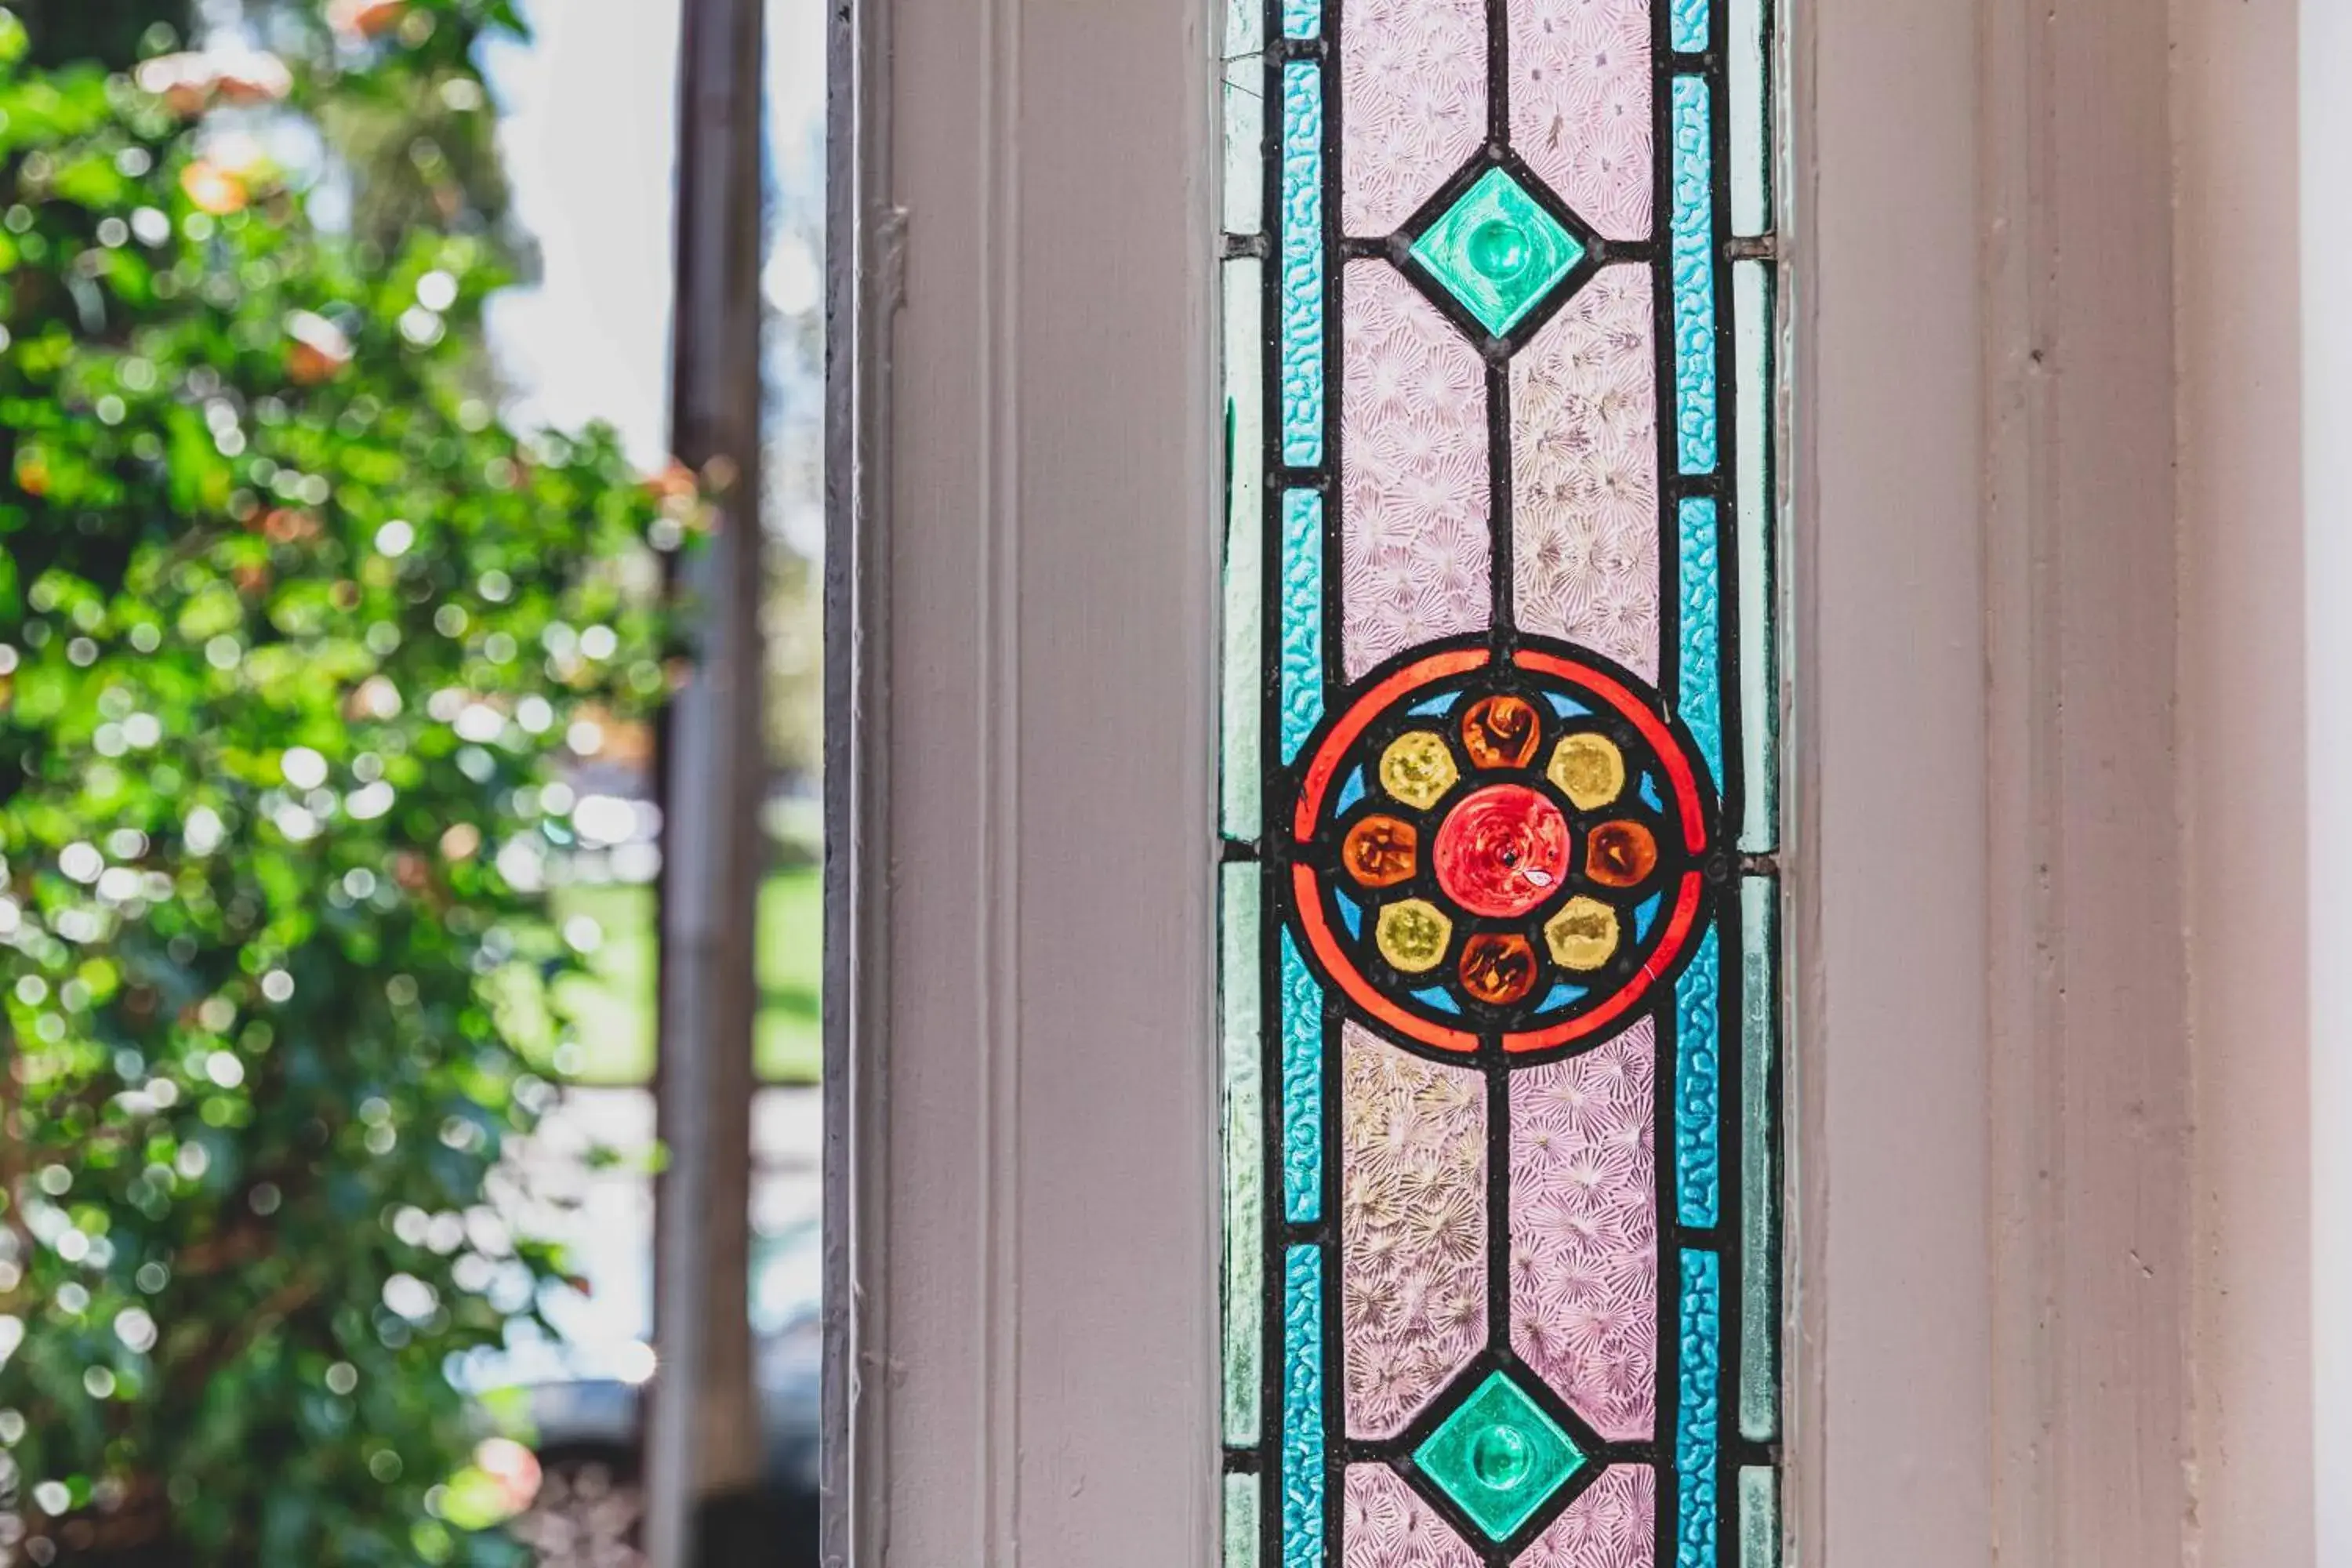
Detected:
[{"left": 551, "top": 867, "right": 822, "bottom": 1084}]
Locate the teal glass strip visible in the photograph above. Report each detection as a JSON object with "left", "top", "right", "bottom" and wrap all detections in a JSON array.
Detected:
[
  {"left": 1671, "top": 0, "right": 1709, "bottom": 52},
  {"left": 1221, "top": 865, "right": 1265, "bottom": 1446},
  {"left": 1280, "top": 64, "right": 1325, "bottom": 466},
  {"left": 1283, "top": 0, "right": 1319, "bottom": 39},
  {"left": 1279, "top": 929, "right": 1323, "bottom": 1224},
  {"left": 1678, "top": 1249, "right": 1722, "bottom": 1568},
  {"left": 1738, "top": 1466, "right": 1778, "bottom": 1568},
  {"left": 1678, "top": 497, "right": 1724, "bottom": 785},
  {"left": 1282, "top": 1246, "right": 1326, "bottom": 1568},
  {"left": 1222, "top": 260, "right": 1265, "bottom": 840},
  {"left": 1222, "top": 0, "right": 1265, "bottom": 238},
  {"left": 1729, "top": 0, "right": 1769, "bottom": 236},
  {"left": 1225, "top": 1472, "right": 1261, "bottom": 1568},
  {"left": 1740, "top": 877, "right": 1778, "bottom": 1441},
  {"left": 1733, "top": 263, "right": 1776, "bottom": 853},
  {"left": 1280, "top": 488, "right": 1325, "bottom": 762},
  {"left": 1675, "top": 922, "right": 1722, "bottom": 1229},
  {"left": 1671, "top": 78, "right": 1719, "bottom": 475}
]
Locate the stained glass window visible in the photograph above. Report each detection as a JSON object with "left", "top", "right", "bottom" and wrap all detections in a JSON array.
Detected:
[{"left": 1218, "top": 0, "right": 1782, "bottom": 1563}]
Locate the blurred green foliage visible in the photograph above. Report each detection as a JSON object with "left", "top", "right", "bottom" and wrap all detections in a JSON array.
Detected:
[
  {"left": 554, "top": 869, "right": 821, "bottom": 1087},
  {"left": 0, "top": 2, "right": 689, "bottom": 1562}
]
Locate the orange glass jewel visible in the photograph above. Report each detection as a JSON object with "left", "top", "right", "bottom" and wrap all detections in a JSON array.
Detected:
[
  {"left": 1461, "top": 694, "right": 1541, "bottom": 770},
  {"left": 1342, "top": 815, "right": 1420, "bottom": 888},
  {"left": 1585, "top": 819, "right": 1660, "bottom": 889},
  {"left": 1458, "top": 932, "right": 1538, "bottom": 1006}
]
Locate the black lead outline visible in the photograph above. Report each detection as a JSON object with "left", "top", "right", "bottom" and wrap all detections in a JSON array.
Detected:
[{"left": 1227, "top": 0, "right": 1784, "bottom": 1563}]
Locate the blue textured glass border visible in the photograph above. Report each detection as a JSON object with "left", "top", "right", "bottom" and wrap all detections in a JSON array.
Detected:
[
  {"left": 1280, "top": 64, "right": 1325, "bottom": 466},
  {"left": 1670, "top": 0, "right": 1709, "bottom": 51},
  {"left": 1279, "top": 930, "right": 1324, "bottom": 1225},
  {"left": 1283, "top": 0, "right": 1319, "bottom": 38},
  {"left": 1678, "top": 496, "right": 1724, "bottom": 783},
  {"left": 1671, "top": 78, "right": 1719, "bottom": 476},
  {"left": 1678, "top": 1250, "right": 1723, "bottom": 1568},
  {"left": 1282, "top": 1247, "right": 1327, "bottom": 1568},
  {"left": 1280, "top": 488, "right": 1325, "bottom": 762},
  {"left": 1675, "top": 923, "right": 1722, "bottom": 1229}
]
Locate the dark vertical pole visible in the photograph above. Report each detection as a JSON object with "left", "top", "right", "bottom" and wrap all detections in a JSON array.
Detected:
[{"left": 650, "top": 0, "right": 768, "bottom": 1563}]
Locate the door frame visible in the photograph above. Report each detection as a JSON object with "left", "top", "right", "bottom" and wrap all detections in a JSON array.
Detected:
[{"left": 824, "top": 0, "right": 2320, "bottom": 1560}]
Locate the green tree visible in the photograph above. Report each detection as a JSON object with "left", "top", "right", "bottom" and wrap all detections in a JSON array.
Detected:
[{"left": 0, "top": 4, "right": 685, "bottom": 1562}]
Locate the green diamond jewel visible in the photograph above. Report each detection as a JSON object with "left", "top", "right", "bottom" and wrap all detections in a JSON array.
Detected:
[
  {"left": 1413, "top": 1372, "right": 1586, "bottom": 1541},
  {"left": 1408, "top": 169, "right": 1585, "bottom": 337}
]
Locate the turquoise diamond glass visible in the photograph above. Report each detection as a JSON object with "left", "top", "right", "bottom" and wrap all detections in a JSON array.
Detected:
[
  {"left": 1407, "top": 169, "right": 1584, "bottom": 336},
  {"left": 1411, "top": 1371, "right": 1585, "bottom": 1541}
]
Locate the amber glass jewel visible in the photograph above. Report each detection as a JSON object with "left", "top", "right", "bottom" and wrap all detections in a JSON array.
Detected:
[
  {"left": 1341, "top": 815, "right": 1420, "bottom": 888},
  {"left": 1458, "top": 932, "right": 1539, "bottom": 1005},
  {"left": 1585, "top": 819, "right": 1660, "bottom": 888},
  {"left": 1461, "top": 693, "right": 1541, "bottom": 769}
]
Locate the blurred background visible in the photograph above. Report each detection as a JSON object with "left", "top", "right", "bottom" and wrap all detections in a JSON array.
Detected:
[{"left": 0, "top": 0, "right": 822, "bottom": 1563}]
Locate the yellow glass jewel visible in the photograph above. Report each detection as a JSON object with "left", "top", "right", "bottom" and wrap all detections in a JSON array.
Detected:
[
  {"left": 1376, "top": 898, "right": 1454, "bottom": 973},
  {"left": 1380, "top": 731, "right": 1460, "bottom": 811},
  {"left": 1547, "top": 732, "right": 1626, "bottom": 811},
  {"left": 1543, "top": 896, "right": 1620, "bottom": 971}
]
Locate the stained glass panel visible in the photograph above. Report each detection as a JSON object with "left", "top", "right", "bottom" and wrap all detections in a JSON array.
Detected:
[{"left": 1219, "top": 0, "right": 1781, "bottom": 1559}]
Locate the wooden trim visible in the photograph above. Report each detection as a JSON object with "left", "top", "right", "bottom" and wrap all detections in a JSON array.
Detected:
[
  {"left": 1792, "top": 0, "right": 1994, "bottom": 1555},
  {"left": 2183, "top": 0, "right": 2312, "bottom": 1559},
  {"left": 828, "top": 0, "right": 1221, "bottom": 1562}
]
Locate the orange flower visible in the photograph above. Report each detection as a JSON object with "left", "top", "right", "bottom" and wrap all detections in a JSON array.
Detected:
[
  {"left": 259, "top": 509, "right": 320, "bottom": 545},
  {"left": 180, "top": 161, "right": 248, "bottom": 216},
  {"left": 136, "top": 50, "right": 292, "bottom": 114},
  {"left": 285, "top": 311, "right": 354, "bottom": 385},
  {"left": 328, "top": 0, "right": 409, "bottom": 41}
]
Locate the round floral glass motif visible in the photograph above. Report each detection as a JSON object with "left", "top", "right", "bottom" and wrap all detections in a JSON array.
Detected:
[{"left": 1289, "top": 638, "right": 1713, "bottom": 1054}]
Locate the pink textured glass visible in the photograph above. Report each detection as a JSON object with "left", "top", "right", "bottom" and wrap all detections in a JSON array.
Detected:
[
  {"left": 1512, "top": 264, "right": 1659, "bottom": 681},
  {"left": 1342, "top": 261, "right": 1491, "bottom": 681},
  {"left": 1342, "top": 1465, "right": 1481, "bottom": 1568},
  {"left": 1508, "top": 1019, "right": 1658, "bottom": 1442},
  {"left": 1341, "top": 1024, "right": 1487, "bottom": 1439},
  {"left": 1517, "top": 1466, "right": 1657, "bottom": 1568},
  {"left": 1341, "top": 0, "right": 1488, "bottom": 238},
  {"left": 1509, "top": 0, "right": 1653, "bottom": 241}
]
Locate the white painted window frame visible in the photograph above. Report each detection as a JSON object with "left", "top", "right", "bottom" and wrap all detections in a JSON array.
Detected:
[{"left": 821, "top": 0, "right": 2325, "bottom": 1560}]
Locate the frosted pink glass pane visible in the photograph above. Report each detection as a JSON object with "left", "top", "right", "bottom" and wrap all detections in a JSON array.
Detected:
[
  {"left": 1508, "top": 1019, "right": 1659, "bottom": 1443},
  {"left": 1342, "top": 1465, "right": 1481, "bottom": 1568},
  {"left": 1341, "top": 0, "right": 1488, "bottom": 238},
  {"left": 1341, "top": 1024, "right": 1486, "bottom": 1439},
  {"left": 1518, "top": 1466, "right": 1658, "bottom": 1568},
  {"left": 1512, "top": 264, "right": 1659, "bottom": 682},
  {"left": 1342, "top": 261, "right": 1491, "bottom": 681},
  {"left": 1509, "top": 0, "right": 1653, "bottom": 241}
]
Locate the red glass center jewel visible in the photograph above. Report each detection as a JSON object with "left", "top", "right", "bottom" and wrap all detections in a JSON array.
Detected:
[{"left": 1431, "top": 784, "right": 1571, "bottom": 919}]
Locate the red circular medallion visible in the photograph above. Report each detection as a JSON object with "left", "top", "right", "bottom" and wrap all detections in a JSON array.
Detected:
[{"left": 1432, "top": 784, "right": 1570, "bottom": 918}]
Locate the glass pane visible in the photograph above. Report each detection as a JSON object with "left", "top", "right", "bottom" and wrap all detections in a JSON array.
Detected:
[
  {"left": 1740, "top": 1466, "right": 1780, "bottom": 1568},
  {"left": 1730, "top": 0, "right": 1772, "bottom": 235},
  {"left": 1740, "top": 876, "right": 1780, "bottom": 1441},
  {"left": 1226, "top": 1472, "right": 1262, "bottom": 1568},
  {"left": 1737, "top": 260, "right": 1779, "bottom": 853},
  {"left": 1221, "top": 0, "right": 1781, "bottom": 1557},
  {"left": 1225, "top": 0, "right": 1266, "bottom": 234},
  {"left": 1225, "top": 258, "right": 1266, "bottom": 840},
  {"left": 1223, "top": 864, "right": 1265, "bottom": 1447}
]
